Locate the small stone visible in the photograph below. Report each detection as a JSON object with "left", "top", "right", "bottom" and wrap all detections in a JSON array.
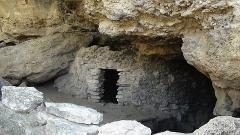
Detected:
[
  {"left": 98, "top": 120, "right": 151, "bottom": 135},
  {"left": 1, "top": 86, "right": 44, "bottom": 112},
  {"left": 45, "top": 102, "right": 103, "bottom": 124}
]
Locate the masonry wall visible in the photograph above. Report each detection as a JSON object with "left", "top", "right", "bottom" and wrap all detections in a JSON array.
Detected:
[{"left": 55, "top": 46, "right": 215, "bottom": 121}]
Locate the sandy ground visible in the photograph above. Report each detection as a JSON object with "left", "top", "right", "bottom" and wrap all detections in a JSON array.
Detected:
[{"left": 36, "top": 82, "right": 158, "bottom": 124}]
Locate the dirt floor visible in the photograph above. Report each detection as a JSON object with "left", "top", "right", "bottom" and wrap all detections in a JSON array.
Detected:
[{"left": 36, "top": 82, "right": 158, "bottom": 125}]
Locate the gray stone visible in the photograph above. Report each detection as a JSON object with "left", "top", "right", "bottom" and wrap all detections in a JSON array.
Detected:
[
  {"left": 45, "top": 102, "right": 103, "bottom": 125},
  {"left": 44, "top": 116, "right": 99, "bottom": 135},
  {"left": 46, "top": 119, "right": 99, "bottom": 135},
  {"left": 1, "top": 86, "right": 44, "bottom": 112},
  {"left": 0, "top": 33, "right": 93, "bottom": 84},
  {"left": 194, "top": 116, "right": 240, "bottom": 135},
  {"left": 0, "top": 103, "right": 45, "bottom": 135},
  {"left": 98, "top": 120, "right": 151, "bottom": 135}
]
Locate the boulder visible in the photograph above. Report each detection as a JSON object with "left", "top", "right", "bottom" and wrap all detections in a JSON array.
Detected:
[
  {"left": 45, "top": 118, "right": 99, "bottom": 135},
  {"left": 194, "top": 116, "right": 240, "bottom": 135},
  {"left": 1, "top": 86, "right": 44, "bottom": 112},
  {"left": 98, "top": 120, "right": 151, "bottom": 135},
  {"left": 37, "top": 111, "right": 99, "bottom": 135},
  {"left": 0, "top": 33, "right": 93, "bottom": 84},
  {"left": 0, "top": 103, "right": 46, "bottom": 135},
  {"left": 45, "top": 102, "right": 103, "bottom": 125}
]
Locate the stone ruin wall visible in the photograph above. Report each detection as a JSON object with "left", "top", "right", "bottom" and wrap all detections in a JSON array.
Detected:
[{"left": 55, "top": 46, "right": 215, "bottom": 123}]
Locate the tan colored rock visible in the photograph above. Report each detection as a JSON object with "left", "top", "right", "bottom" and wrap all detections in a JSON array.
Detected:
[
  {"left": 194, "top": 116, "right": 240, "bottom": 135},
  {"left": 182, "top": 4, "right": 240, "bottom": 115},
  {"left": 0, "top": 0, "right": 61, "bottom": 37},
  {"left": 83, "top": 0, "right": 231, "bottom": 36},
  {"left": 0, "top": 0, "right": 96, "bottom": 38},
  {"left": 0, "top": 33, "right": 93, "bottom": 84}
]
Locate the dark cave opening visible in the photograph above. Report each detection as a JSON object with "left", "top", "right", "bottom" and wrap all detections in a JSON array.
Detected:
[
  {"left": 101, "top": 69, "right": 119, "bottom": 104},
  {"left": 140, "top": 59, "right": 217, "bottom": 134}
]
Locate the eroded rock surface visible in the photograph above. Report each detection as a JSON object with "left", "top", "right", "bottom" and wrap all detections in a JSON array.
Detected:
[
  {"left": 45, "top": 102, "right": 103, "bottom": 125},
  {"left": 98, "top": 120, "right": 151, "bottom": 135},
  {"left": 194, "top": 116, "right": 240, "bottom": 135},
  {"left": 1, "top": 86, "right": 44, "bottom": 112},
  {"left": 0, "top": 33, "right": 93, "bottom": 84},
  {"left": 0, "top": 86, "right": 101, "bottom": 135},
  {"left": 45, "top": 118, "right": 99, "bottom": 135}
]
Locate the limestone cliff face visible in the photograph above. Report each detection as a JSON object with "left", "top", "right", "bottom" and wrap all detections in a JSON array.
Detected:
[
  {"left": 1, "top": 0, "right": 240, "bottom": 116},
  {"left": 0, "top": 0, "right": 95, "bottom": 38}
]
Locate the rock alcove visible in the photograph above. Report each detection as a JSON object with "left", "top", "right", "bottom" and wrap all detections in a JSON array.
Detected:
[
  {"left": 50, "top": 35, "right": 217, "bottom": 133},
  {"left": 1, "top": 0, "right": 240, "bottom": 134}
]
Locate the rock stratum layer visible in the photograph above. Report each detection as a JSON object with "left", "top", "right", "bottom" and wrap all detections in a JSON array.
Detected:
[{"left": 0, "top": 0, "right": 240, "bottom": 117}]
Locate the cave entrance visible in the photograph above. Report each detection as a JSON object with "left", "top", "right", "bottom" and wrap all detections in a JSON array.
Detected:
[
  {"left": 140, "top": 59, "right": 217, "bottom": 134},
  {"left": 101, "top": 69, "right": 119, "bottom": 104}
]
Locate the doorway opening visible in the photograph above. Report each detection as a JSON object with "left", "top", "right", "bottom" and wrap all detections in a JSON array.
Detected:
[{"left": 101, "top": 69, "right": 119, "bottom": 104}]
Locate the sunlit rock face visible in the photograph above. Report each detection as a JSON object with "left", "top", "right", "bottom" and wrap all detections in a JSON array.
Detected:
[
  {"left": 0, "top": 0, "right": 95, "bottom": 39},
  {"left": 83, "top": 0, "right": 232, "bottom": 36},
  {"left": 0, "top": 0, "right": 240, "bottom": 117},
  {"left": 182, "top": 2, "right": 240, "bottom": 116},
  {"left": 0, "top": 0, "right": 61, "bottom": 37}
]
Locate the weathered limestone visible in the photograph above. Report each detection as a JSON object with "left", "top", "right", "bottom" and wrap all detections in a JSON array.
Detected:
[
  {"left": 37, "top": 111, "right": 100, "bottom": 135},
  {"left": 0, "top": 33, "right": 93, "bottom": 84},
  {"left": 0, "top": 0, "right": 96, "bottom": 38},
  {"left": 45, "top": 102, "right": 103, "bottom": 125},
  {"left": 46, "top": 118, "right": 99, "bottom": 135},
  {"left": 83, "top": 0, "right": 232, "bottom": 36},
  {"left": 1, "top": 86, "right": 44, "bottom": 112},
  {"left": 182, "top": 12, "right": 240, "bottom": 115},
  {"left": 0, "top": 86, "right": 102, "bottom": 135},
  {"left": 98, "top": 120, "right": 151, "bottom": 135},
  {"left": 194, "top": 116, "right": 240, "bottom": 135},
  {"left": 0, "top": 103, "right": 46, "bottom": 135}
]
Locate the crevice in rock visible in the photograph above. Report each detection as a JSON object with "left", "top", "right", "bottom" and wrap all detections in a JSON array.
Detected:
[
  {"left": 15, "top": 35, "right": 41, "bottom": 42},
  {"left": 0, "top": 41, "right": 17, "bottom": 48}
]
